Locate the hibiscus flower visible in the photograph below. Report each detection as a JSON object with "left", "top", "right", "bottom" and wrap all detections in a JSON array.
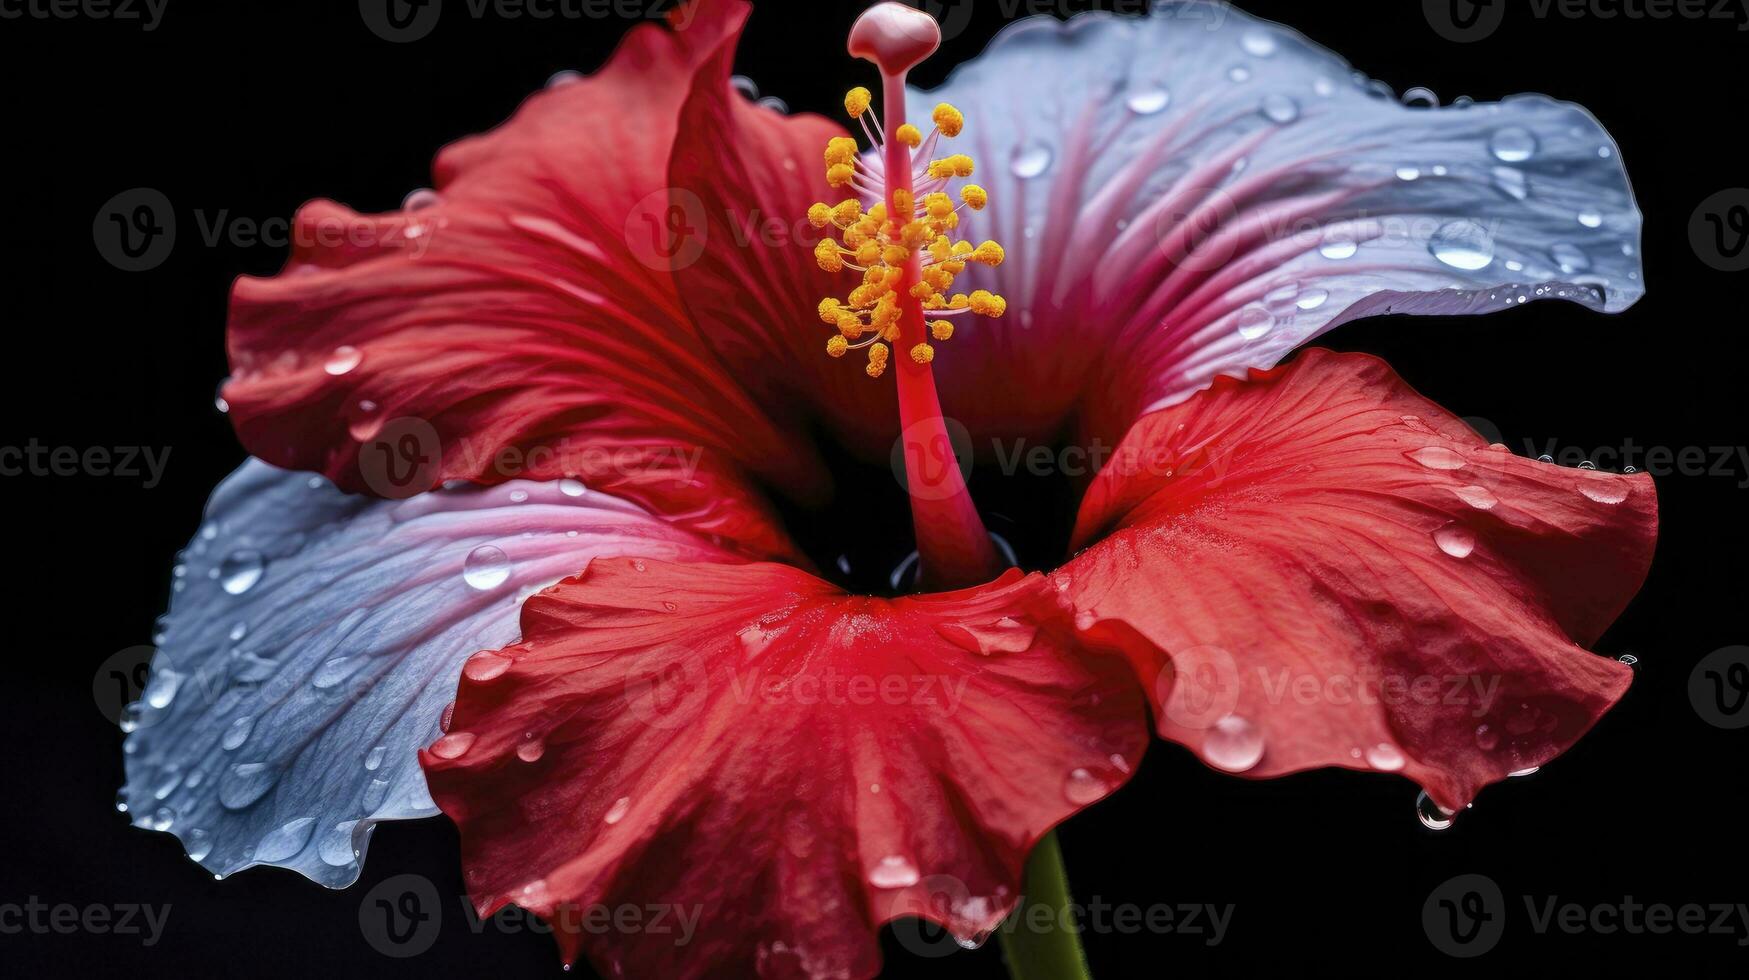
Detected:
[{"left": 119, "top": 1, "right": 1655, "bottom": 977}]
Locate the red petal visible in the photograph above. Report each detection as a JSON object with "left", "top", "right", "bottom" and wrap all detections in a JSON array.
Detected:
[
  {"left": 223, "top": 0, "right": 821, "bottom": 555},
  {"left": 1063, "top": 349, "right": 1655, "bottom": 811},
  {"left": 421, "top": 559, "right": 1149, "bottom": 978}
]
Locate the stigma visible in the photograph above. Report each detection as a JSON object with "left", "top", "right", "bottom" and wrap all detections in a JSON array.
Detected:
[{"left": 807, "top": 5, "right": 1006, "bottom": 379}]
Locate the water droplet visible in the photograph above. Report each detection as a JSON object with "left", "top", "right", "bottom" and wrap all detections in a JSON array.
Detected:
[
  {"left": 319, "top": 820, "right": 360, "bottom": 867},
  {"left": 1125, "top": 88, "right": 1170, "bottom": 114},
  {"left": 1474, "top": 723, "right": 1500, "bottom": 751},
  {"left": 1577, "top": 210, "right": 1604, "bottom": 229},
  {"left": 323, "top": 345, "right": 363, "bottom": 376},
  {"left": 218, "top": 550, "right": 266, "bottom": 595},
  {"left": 1063, "top": 768, "right": 1108, "bottom": 805},
  {"left": 364, "top": 744, "right": 385, "bottom": 771},
  {"left": 1009, "top": 141, "right": 1053, "bottom": 179},
  {"left": 402, "top": 188, "right": 441, "bottom": 211},
  {"left": 1396, "top": 166, "right": 1421, "bottom": 181},
  {"left": 1401, "top": 86, "right": 1439, "bottom": 108},
  {"left": 347, "top": 400, "right": 383, "bottom": 442},
  {"left": 1416, "top": 790, "right": 1455, "bottom": 830},
  {"left": 1227, "top": 65, "right": 1251, "bottom": 83},
  {"left": 1293, "top": 288, "right": 1329, "bottom": 312},
  {"left": 1617, "top": 653, "right": 1640, "bottom": 668},
  {"left": 363, "top": 778, "right": 390, "bottom": 811},
  {"left": 1319, "top": 237, "right": 1358, "bottom": 260},
  {"left": 431, "top": 732, "right": 477, "bottom": 760},
  {"left": 1261, "top": 94, "right": 1299, "bottom": 124},
  {"left": 256, "top": 816, "right": 317, "bottom": 862},
  {"left": 730, "top": 75, "right": 758, "bottom": 99},
  {"left": 869, "top": 855, "right": 921, "bottom": 889},
  {"left": 214, "top": 379, "right": 230, "bottom": 414},
  {"left": 150, "top": 806, "right": 175, "bottom": 831},
  {"left": 185, "top": 828, "right": 213, "bottom": 861},
  {"left": 219, "top": 762, "right": 278, "bottom": 810},
  {"left": 464, "top": 651, "right": 512, "bottom": 682},
  {"left": 1409, "top": 446, "right": 1466, "bottom": 470},
  {"left": 222, "top": 716, "right": 254, "bottom": 751},
  {"left": 558, "top": 478, "right": 586, "bottom": 497},
  {"left": 1364, "top": 742, "right": 1406, "bottom": 771},
  {"left": 603, "top": 796, "right": 631, "bottom": 825},
  {"left": 1204, "top": 715, "right": 1265, "bottom": 772},
  {"left": 1450, "top": 485, "right": 1498, "bottom": 510},
  {"left": 545, "top": 69, "right": 582, "bottom": 88},
  {"left": 1492, "top": 166, "right": 1529, "bottom": 201},
  {"left": 1578, "top": 476, "right": 1630, "bottom": 505},
  {"left": 1551, "top": 242, "right": 1591, "bottom": 274},
  {"left": 516, "top": 737, "right": 545, "bottom": 763},
  {"left": 1239, "top": 29, "right": 1278, "bottom": 57},
  {"left": 1236, "top": 305, "right": 1276, "bottom": 340},
  {"left": 144, "top": 670, "right": 183, "bottom": 709},
  {"left": 462, "top": 545, "right": 511, "bottom": 590},
  {"left": 1313, "top": 77, "right": 1336, "bottom": 97},
  {"left": 1434, "top": 523, "right": 1477, "bottom": 559},
  {"left": 312, "top": 657, "right": 357, "bottom": 690},
  {"left": 1489, "top": 126, "right": 1538, "bottom": 163},
  {"left": 1430, "top": 220, "right": 1495, "bottom": 271},
  {"left": 1508, "top": 766, "right": 1540, "bottom": 778}
]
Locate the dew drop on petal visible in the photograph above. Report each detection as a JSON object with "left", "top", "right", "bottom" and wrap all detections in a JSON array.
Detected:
[
  {"left": 1430, "top": 220, "right": 1495, "bottom": 271},
  {"left": 1319, "top": 238, "right": 1358, "bottom": 260},
  {"left": 431, "top": 732, "right": 477, "bottom": 760},
  {"left": 1579, "top": 476, "right": 1630, "bottom": 505},
  {"left": 1009, "top": 141, "right": 1053, "bottom": 179},
  {"left": 558, "top": 478, "right": 587, "bottom": 497},
  {"left": 1236, "top": 305, "right": 1276, "bottom": 340},
  {"left": 868, "top": 855, "right": 921, "bottom": 889},
  {"left": 1474, "top": 723, "right": 1500, "bottom": 752},
  {"left": 1489, "top": 126, "right": 1538, "bottom": 163},
  {"left": 1295, "top": 288, "right": 1329, "bottom": 311},
  {"left": 1204, "top": 715, "right": 1265, "bottom": 773},
  {"left": 1261, "top": 94, "right": 1299, "bottom": 124},
  {"left": 1492, "top": 166, "right": 1529, "bottom": 201},
  {"left": 1434, "top": 524, "right": 1477, "bottom": 559},
  {"left": 1509, "top": 766, "right": 1540, "bottom": 778},
  {"left": 1125, "top": 88, "right": 1170, "bottom": 115},
  {"left": 1364, "top": 742, "right": 1406, "bottom": 772},
  {"left": 1408, "top": 446, "right": 1466, "bottom": 470},
  {"left": 364, "top": 744, "right": 385, "bottom": 771},
  {"left": 464, "top": 651, "right": 512, "bottom": 682},
  {"left": 219, "top": 762, "right": 278, "bottom": 810},
  {"left": 1551, "top": 242, "right": 1591, "bottom": 274},
  {"left": 1239, "top": 29, "right": 1278, "bottom": 57},
  {"left": 1062, "top": 768, "right": 1108, "bottom": 805},
  {"left": 1577, "top": 209, "right": 1604, "bottom": 229},
  {"left": 402, "top": 188, "right": 441, "bottom": 211},
  {"left": 185, "top": 828, "right": 213, "bottom": 862},
  {"left": 516, "top": 737, "right": 545, "bottom": 763},
  {"left": 256, "top": 816, "right": 317, "bottom": 863},
  {"left": 462, "top": 545, "right": 511, "bottom": 591},
  {"left": 323, "top": 346, "right": 363, "bottom": 376},
  {"left": 545, "top": 69, "right": 582, "bottom": 88},
  {"left": 1451, "top": 485, "right": 1498, "bottom": 510},
  {"left": 222, "top": 716, "right": 254, "bottom": 751},
  {"left": 1416, "top": 790, "right": 1456, "bottom": 831},
  {"left": 603, "top": 796, "right": 631, "bottom": 825},
  {"left": 219, "top": 550, "right": 266, "bottom": 595},
  {"left": 319, "top": 820, "right": 360, "bottom": 867}
]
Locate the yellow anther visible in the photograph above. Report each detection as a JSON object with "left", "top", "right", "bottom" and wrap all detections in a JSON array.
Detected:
[
  {"left": 845, "top": 87, "right": 872, "bottom": 118},
  {"left": 948, "top": 293, "right": 970, "bottom": 309},
  {"left": 881, "top": 324, "right": 902, "bottom": 343},
  {"left": 900, "top": 221, "right": 930, "bottom": 249},
  {"left": 838, "top": 315, "right": 865, "bottom": 339},
  {"left": 818, "top": 298, "right": 843, "bottom": 324},
  {"left": 928, "top": 235, "right": 953, "bottom": 262},
  {"left": 927, "top": 154, "right": 976, "bottom": 179},
  {"left": 910, "top": 342, "right": 935, "bottom": 364},
  {"left": 827, "top": 163, "right": 856, "bottom": 188},
  {"left": 807, "top": 203, "right": 833, "bottom": 229},
  {"left": 881, "top": 244, "right": 910, "bottom": 266},
  {"left": 814, "top": 239, "right": 844, "bottom": 273},
  {"left": 896, "top": 123, "right": 923, "bottom": 147},
  {"left": 969, "top": 290, "right": 1007, "bottom": 317},
  {"left": 922, "top": 265, "right": 954, "bottom": 292},
  {"left": 855, "top": 241, "right": 881, "bottom": 266},
  {"left": 960, "top": 185, "right": 987, "bottom": 210},
  {"left": 867, "top": 201, "right": 887, "bottom": 224},
  {"left": 970, "top": 241, "right": 1005, "bottom": 266},
  {"left": 827, "top": 335, "right": 849, "bottom": 358},
  {"left": 924, "top": 192, "right": 955, "bottom": 221},
  {"left": 932, "top": 103, "right": 964, "bottom": 138},
  {"left": 951, "top": 240, "right": 974, "bottom": 256},
  {"left": 832, "top": 199, "right": 863, "bottom": 225},
  {"left": 825, "top": 136, "right": 859, "bottom": 167},
  {"left": 866, "top": 343, "right": 889, "bottom": 378},
  {"left": 930, "top": 319, "right": 955, "bottom": 341},
  {"left": 909, "top": 281, "right": 935, "bottom": 300}
]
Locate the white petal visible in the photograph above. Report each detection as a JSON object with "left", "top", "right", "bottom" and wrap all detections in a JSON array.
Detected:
[{"left": 121, "top": 460, "right": 729, "bottom": 886}]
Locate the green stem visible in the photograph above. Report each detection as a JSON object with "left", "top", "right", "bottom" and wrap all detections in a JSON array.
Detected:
[{"left": 998, "top": 831, "right": 1092, "bottom": 980}]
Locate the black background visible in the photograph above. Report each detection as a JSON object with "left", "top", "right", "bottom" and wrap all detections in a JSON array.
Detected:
[{"left": 4, "top": 0, "right": 1747, "bottom": 976}]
